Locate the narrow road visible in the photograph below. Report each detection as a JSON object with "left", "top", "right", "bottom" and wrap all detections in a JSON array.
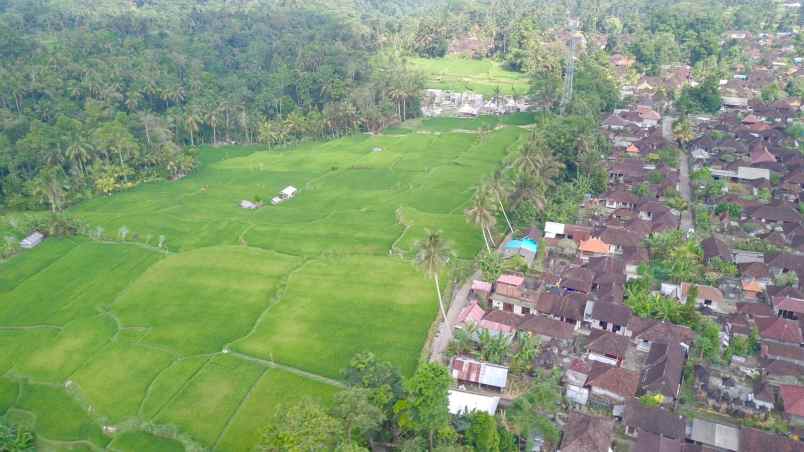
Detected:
[
  {"left": 429, "top": 233, "right": 512, "bottom": 363},
  {"left": 663, "top": 116, "right": 693, "bottom": 232},
  {"left": 429, "top": 270, "right": 480, "bottom": 363}
]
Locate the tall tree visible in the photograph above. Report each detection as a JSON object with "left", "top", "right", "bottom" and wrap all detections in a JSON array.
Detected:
[
  {"left": 257, "top": 399, "right": 341, "bottom": 452},
  {"left": 465, "top": 186, "right": 498, "bottom": 251},
  {"left": 415, "top": 230, "right": 453, "bottom": 324},
  {"left": 330, "top": 388, "right": 384, "bottom": 447},
  {"left": 397, "top": 363, "right": 452, "bottom": 451}
]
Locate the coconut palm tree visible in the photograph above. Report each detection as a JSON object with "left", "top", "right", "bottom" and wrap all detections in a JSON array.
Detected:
[
  {"left": 672, "top": 116, "right": 694, "bottom": 150},
  {"left": 66, "top": 138, "right": 92, "bottom": 178},
  {"left": 207, "top": 108, "right": 220, "bottom": 145},
  {"left": 184, "top": 108, "right": 200, "bottom": 147},
  {"left": 414, "top": 230, "right": 453, "bottom": 325},
  {"left": 516, "top": 135, "right": 564, "bottom": 182},
  {"left": 488, "top": 175, "right": 513, "bottom": 233},
  {"left": 258, "top": 120, "right": 280, "bottom": 151},
  {"left": 465, "top": 187, "right": 498, "bottom": 251}
]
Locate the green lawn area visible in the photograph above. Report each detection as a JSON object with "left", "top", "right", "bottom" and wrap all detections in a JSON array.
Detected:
[
  {"left": 408, "top": 55, "right": 530, "bottom": 96},
  {"left": 0, "top": 120, "right": 527, "bottom": 449}
]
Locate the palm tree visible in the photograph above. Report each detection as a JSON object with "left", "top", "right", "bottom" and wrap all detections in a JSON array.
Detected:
[
  {"left": 207, "top": 108, "right": 220, "bottom": 145},
  {"left": 414, "top": 230, "right": 453, "bottom": 325},
  {"left": 185, "top": 108, "right": 200, "bottom": 147},
  {"left": 465, "top": 187, "right": 498, "bottom": 251},
  {"left": 66, "top": 138, "right": 92, "bottom": 178},
  {"left": 489, "top": 175, "right": 513, "bottom": 234},
  {"left": 30, "top": 167, "right": 66, "bottom": 213},
  {"left": 388, "top": 85, "right": 406, "bottom": 121},
  {"left": 258, "top": 120, "right": 280, "bottom": 151},
  {"left": 672, "top": 116, "right": 694, "bottom": 150}
]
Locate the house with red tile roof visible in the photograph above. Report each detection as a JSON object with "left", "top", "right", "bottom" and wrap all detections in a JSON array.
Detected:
[
  {"left": 779, "top": 384, "right": 804, "bottom": 425},
  {"left": 771, "top": 295, "right": 804, "bottom": 321},
  {"left": 754, "top": 316, "right": 803, "bottom": 345}
]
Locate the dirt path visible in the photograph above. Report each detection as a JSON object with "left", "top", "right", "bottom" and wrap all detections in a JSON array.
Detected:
[{"left": 663, "top": 116, "right": 693, "bottom": 232}]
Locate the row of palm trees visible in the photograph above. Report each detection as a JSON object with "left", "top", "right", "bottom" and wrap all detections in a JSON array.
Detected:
[
  {"left": 415, "top": 131, "right": 567, "bottom": 334},
  {"left": 465, "top": 130, "right": 565, "bottom": 251}
]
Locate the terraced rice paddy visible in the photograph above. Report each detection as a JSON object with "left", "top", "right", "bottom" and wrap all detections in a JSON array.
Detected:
[{"left": 0, "top": 120, "right": 528, "bottom": 450}]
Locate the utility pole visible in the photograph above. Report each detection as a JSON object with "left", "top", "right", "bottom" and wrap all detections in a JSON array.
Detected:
[{"left": 559, "top": 18, "right": 578, "bottom": 116}]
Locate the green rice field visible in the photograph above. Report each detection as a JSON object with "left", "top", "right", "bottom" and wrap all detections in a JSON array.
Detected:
[
  {"left": 0, "top": 120, "right": 528, "bottom": 450},
  {"left": 408, "top": 55, "right": 530, "bottom": 96}
]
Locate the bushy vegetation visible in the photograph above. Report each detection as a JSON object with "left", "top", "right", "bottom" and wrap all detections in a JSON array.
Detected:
[{"left": 0, "top": 0, "right": 425, "bottom": 210}]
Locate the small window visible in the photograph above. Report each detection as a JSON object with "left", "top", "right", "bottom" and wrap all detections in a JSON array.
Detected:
[
  {"left": 704, "top": 299, "right": 712, "bottom": 306},
  {"left": 503, "top": 303, "right": 513, "bottom": 312},
  {"left": 522, "top": 307, "right": 531, "bottom": 315}
]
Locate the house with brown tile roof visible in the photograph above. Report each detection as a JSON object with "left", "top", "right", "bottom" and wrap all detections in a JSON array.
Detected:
[
  {"left": 639, "top": 341, "right": 685, "bottom": 402},
  {"left": 772, "top": 294, "right": 804, "bottom": 320},
  {"left": 754, "top": 316, "right": 803, "bottom": 345},
  {"left": 586, "top": 361, "right": 640, "bottom": 407},
  {"left": 518, "top": 314, "right": 575, "bottom": 342},
  {"left": 701, "top": 236, "right": 732, "bottom": 264},
  {"left": 740, "top": 428, "right": 802, "bottom": 452},
  {"left": 633, "top": 429, "right": 682, "bottom": 452},
  {"left": 586, "top": 330, "right": 630, "bottom": 366},
  {"left": 560, "top": 411, "right": 614, "bottom": 452},
  {"left": 622, "top": 398, "right": 686, "bottom": 438},
  {"left": 628, "top": 318, "right": 695, "bottom": 351},
  {"left": 681, "top": 283, "right": 731, "bottom": 314},
  {"left": 585, "top": 301, "right": 632, "bottom": 335},
  {"left": 559, "top": 266, "right": 595, "bottom": 294},
  {"left": 779, "top": 384, "right": 804, "bottom": 425},
  {"left": 761, "top": 341, "right": 804, "bottom": 366}
]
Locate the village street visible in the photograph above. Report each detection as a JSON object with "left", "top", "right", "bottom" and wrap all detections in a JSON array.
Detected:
[
  {"left": 663, "top": 116, "right": 694, "bottom": 232},
  {"left": 430, "top": 233, "right": 513, "bottom": 363},
  {"left": 429, "top": 270, "right": 481, "bottom": 363}
]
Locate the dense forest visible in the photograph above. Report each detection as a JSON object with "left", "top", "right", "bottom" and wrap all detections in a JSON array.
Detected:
[{"left": 0, "top": 0, "right": 797, "bottom": 210}]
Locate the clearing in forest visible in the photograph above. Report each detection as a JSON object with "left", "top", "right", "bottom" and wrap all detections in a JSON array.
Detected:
[
  {"left": 0, "top": 120, "right": 527, "bottom": 451},
  {"left": 408, "top": 55, "right": 530, "bottom": 96}
]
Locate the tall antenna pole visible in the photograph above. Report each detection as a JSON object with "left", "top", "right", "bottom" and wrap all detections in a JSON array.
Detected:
[{"left": 559, "top": 18, "right": 578, "bottom": 116}]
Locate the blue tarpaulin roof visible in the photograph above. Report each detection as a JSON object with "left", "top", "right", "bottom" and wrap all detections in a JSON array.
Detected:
[{"left": 505, "top": 238, "right": 539, "bottom": 253}]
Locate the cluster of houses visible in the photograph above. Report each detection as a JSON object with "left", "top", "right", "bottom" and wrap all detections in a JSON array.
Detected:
[
  {"left": 441, "top": 21, "right": 803, "bottom": 452},
  {"left": 421, "top": 89, "right": 532, "bottom": 118}
]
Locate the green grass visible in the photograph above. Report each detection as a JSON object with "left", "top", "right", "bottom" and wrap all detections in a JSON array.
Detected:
[
  {"left": 409, "top": 55, "right": 530, "bottom": 96},
  {"left": 109, "top": 431, "right": 185, "bottom": 452},
  {"left": 154, "top": 354, "right": 265, "bottom": 446},
  {"left": 215, "top": 368, "right": 337, "bottom": 452},
  {"left": 0, "top": 120, "right": 527, "bottom": 449},
  {"left": 231, "top": 255, "right": 436, "bottom": 378},
  {"left": 15, "top": 382, "right": 108, "bottom": 447}
]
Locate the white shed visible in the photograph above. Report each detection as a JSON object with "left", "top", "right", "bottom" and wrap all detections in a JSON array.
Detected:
[
  {"left": 20, "top": 232, "right": 44, "bottom": 249},
  {"left": 240, "top": 200, "right": 258, "bottom": 209},
  {"left": 544, "top": 221, "right": 565, "bottom": 239},
  {"left": 448, "top": 390, "right": 499, "bottom": 416},
  {"left": 280, "top": 186, "right": 298, "bottom": 199}
]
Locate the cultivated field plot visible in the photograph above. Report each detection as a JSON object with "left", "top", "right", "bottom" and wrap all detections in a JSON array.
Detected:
[
  {"left": 408, "top": 56, "right": 530, "bottom": 96},
  {"left": 0, "top": 121, "right": 527, "bottom": 450}
]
